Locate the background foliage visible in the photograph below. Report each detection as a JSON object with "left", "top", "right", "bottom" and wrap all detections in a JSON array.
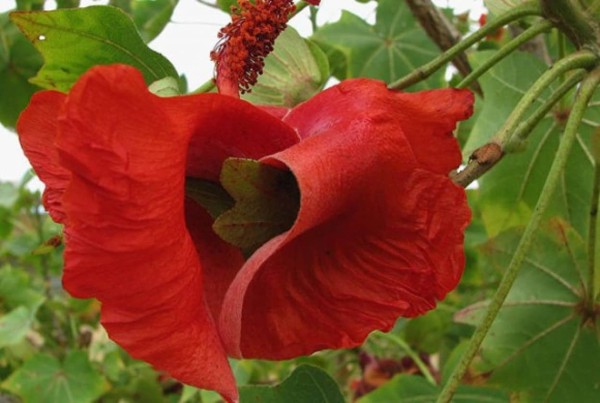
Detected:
[{"left": 1, "top": 0, "right": 599, "bottom": 402}]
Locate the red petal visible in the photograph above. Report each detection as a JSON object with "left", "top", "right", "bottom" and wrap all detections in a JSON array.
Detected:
[
  {"left": 185, "top": 198, "right": 245, "bottom": 320},
  {"left": 53, "top": 65, "right": 236, "bottom": 401},
  {"left": 284, "top": 79, "right": 473, "bottom": 175},
  {"left": 17, "top": 91, "right": 70, "bottom": 223},
  {"left": 219, "top": 79, "right": 472, "bottom": 359},
  {"left": 159, "top": 95, "right": 299, "bottom": 181}
]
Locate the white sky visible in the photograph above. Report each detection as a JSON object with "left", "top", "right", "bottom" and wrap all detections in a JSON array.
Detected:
[{"left": 0, "top": 0, "right": 484, "bottom": 184}]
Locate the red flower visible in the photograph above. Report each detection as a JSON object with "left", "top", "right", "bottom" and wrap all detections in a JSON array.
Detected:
[{"left": 18, "top": 65, "right": 472, "bottom": 400}]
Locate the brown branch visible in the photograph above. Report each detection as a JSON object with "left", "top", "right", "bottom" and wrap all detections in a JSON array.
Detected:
[
  {"left": 451, "top": 143, "right": 504, "bottom": 188},
  {"left": 405, "top": 0, "right": 482, "bottom": 95}
]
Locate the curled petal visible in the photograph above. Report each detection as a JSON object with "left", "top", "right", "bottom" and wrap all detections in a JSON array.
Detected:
[
  {"left": 219, "top": 79, "right": 472, "bottom": 359},
  {"left": 284, "top": 79, "right": 473, "bottom": 175},
  {"left": 17, "top": 91, "right": 70, "bottom": 223},
  {"left": 46, "top": 65, "right": 236, "bottom": 400}
]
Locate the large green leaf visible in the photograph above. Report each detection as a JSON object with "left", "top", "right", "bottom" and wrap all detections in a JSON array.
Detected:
[
  {"left": 357, "top": 374, "right": 508, "bottom": 403},
  {"left": 0, "top": 12, "right": 42, "bottom": 129},
  {"left": 242, "top": 26, "right": 329, "bottom": 107},
  {"left": 109, "top": 0, "right": 178, "bottom": 43},
  {"left": 2, "top": 351, "right": 107, "bottom": 403},
  {"left": 466, "top": 51, "right": 596, "bottom": 237},
  {"left": 213, "top": 158, "right": 300, "bottom": 256},
  {"left": 311, "top": 0, "right": 443, "bottom": 89},
  {"left": 239, "top": 364, "right": 344, "bottom": 403},
  {"left": 10, "top": 5, "right": 178, "bottom": 92},
  {"left": 456, "top": 226, "right": 600, "bottom": 402}
]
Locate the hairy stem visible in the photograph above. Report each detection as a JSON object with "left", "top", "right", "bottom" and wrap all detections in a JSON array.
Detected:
[
  {"left": 589, "top": 150, "right": 600, "bottom": 304},
  {"left": 388, "top": 1, "right": 542, "bottom": 90},
  {"left": 451, "top": 66, "right": 590, "bottom": 188},
  {"left": 497, "top": 50, "right": 597, "bottom": 150},
  {"left": 457, "top": 20, "right": 554, "bottom": 89},
  {"left": 512, "top": 69, "right": 587, "bottom": 141},
  {"left": 438, "top": 66, "right": 600, "bottom": 403}
]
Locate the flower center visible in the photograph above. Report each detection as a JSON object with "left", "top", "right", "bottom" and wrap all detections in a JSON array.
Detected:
[{"left": 210, "top": 0, "right": 296, "bottom": 97}]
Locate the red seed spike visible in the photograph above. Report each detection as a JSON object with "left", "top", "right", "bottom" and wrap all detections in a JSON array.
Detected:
[{"left": 210, "top": 0, "right": 297, "bottom": 97}]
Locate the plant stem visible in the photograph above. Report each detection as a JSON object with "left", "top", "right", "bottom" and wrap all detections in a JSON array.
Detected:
[
  {"left": 190, "top": 78, "right": 216, "bottom": 94},
  {"left": 452, "top": 69, "right": 587, "bottom": 188},
  {"left": 309, "top": 5, "right": 318, "bottom": 34},
  {"left": 588, "top": 154, "right": 600, "bottom": 305},
  {"left": 388, "top": 1, "right": 542, "bottom": 90},
  {"left": 512, "top": 69, "right": 587, "bottom": 142},
  {"left": 495, "top": 50, "right": 597, "bottom": 151},
  {"left": 437, "top": 66, "right": 600, "bottom": 403},
  {"left": 405, "top": 0, "right": 474, "bottom": 81},
  {"left": 374, "top": 331, "right": 437, "bottom": 385},
  {"left": 457, "top": 20, "right": 554, "bottom": 89}
]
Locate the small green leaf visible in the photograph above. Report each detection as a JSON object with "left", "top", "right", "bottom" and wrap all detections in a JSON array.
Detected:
[
  {"left": 10, "top": 6, "right": 178, "bottom": 92},
  {"left": 484, "top": 0, "right": 528, "bottom": 16},
  {"left": 109, "top": 0, "right": 178, "bottom": 43},
  {"left": 2, "top": 351, "right": 107, "bottom": 403},
  {"left": 0, "top": 266, "right": 45, "bottom": 348},
  {"left": 217, "top": 0, "right": 237, "bottom": 13},
  {"left": 186, "top": 178, "right": 235, "bottom": 220},
  {"left": 0, "top": 12, "right": 42, "bottom": 129},
  {"left": 148, "top": 76, "right": 180, "bottom": 97},
  {"left": 213, "top": 158, "right": 300, "bottom": 256},
  {"left": 0, "top": 182, "right": 19, "bottom": 208},
  {"left": 241, "top": 27, "right": 329, "bottom": 107},
  {"left": 239, "top": 364, "right": 344, "bottom": 403},
  {"left": 0, "top": 306, "right": 35, "bottom": 348},
  {"left": 312, "top": 0, "right": 444, "bottom": 88},
  {"left": 0, "top": 265, "right": 45, "bottom": 310},
  {"left": 357, "top": 374, "right": 508, "bottom": 403}
]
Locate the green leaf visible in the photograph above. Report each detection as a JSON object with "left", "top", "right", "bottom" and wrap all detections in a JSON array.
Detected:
[
  {"left": 484, "top": 0, "right": 528, "bottom": 16},
  {"left": 0, "top": 266, "right": 45, "bottom": 348},
  {"left": 241, "top": 27, "right": 329, "bottom": 107},
  {"left": 456, "top": 226, "right": 600, "bottom": 402},
  {"left": 10, "top": 6, "right": 178, "bottom": 92},
  {"left": 0, "top": 265, "right": 45, "bottom": 311},
  {"left": 0, "top": 12, "right": 42, "bottom": 129},
  {"left": 404, "top": 310, "right": 452, "bottom": 354},
  {"left": 0, "top": 306, "right": 35, "bottom": 348},
  {"left": 2, "top": 351, "right": 107, "bottom": 403},
  {"left": 213, "top": 158, "right": 300, "bottom": 256},
  {"left": 357, "top": 375, "right": 508, "bottom": 403},
  {"left": 109, "top": 0, "right": 178, "bottom": 43},
  {"left": 466, "top": 51, "right": 595, "bottom": 237},
  {"left": 311, "top": 0, "right": 443, "bottom": 89},
  {"left": 0, "top": 182, "right": 19, "bottom": 208},
  {"left": 239, "top": 364, "right": 344, "bottom": 403},
  {"left": 186, "top": 178, "right": 235, "bottom": 220},
  {"left": 217, "top": 0, "right": 237, "bottom": 13},
  {"left": 148, "top": 75, "right": 180, "bottom": 97}
]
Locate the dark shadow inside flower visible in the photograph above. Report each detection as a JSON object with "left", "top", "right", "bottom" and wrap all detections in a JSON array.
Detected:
[{"left": 186, "top": 158, "right": 301, "bottom": 258}]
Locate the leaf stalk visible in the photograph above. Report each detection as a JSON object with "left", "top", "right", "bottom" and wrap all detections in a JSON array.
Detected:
[{"left": 456, "top": 20, "right": 554, "bottom": 89}]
